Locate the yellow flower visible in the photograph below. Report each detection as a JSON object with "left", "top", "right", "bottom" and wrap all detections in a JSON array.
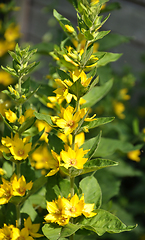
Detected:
[
  {"left": 0, "top": 40, "right": 8, "bottom": 56},
  {"left": 4, "top": 23, "right": 21, "bottom": 42},
  {"left": 0, "top": 224, "right": 19, "bottom": 240},
  {"left": 119, "top": 88, "right": 130, "bottom": 100},
  {"left": 91, "top": 0, "right": 99, "bottom": 5},
  {"left": 65, "top": 24, "right": 75, "bottom": 33},
  {"left": 5, "top": 109, "right": 17, "bottom": 123},
  {"left": 127, "top": 149, "right": 141, "bottom": 162},
  {"left": 60, "top": 145, "right": 89, "bottom": 169},
  {"left": 14, "top": 228, "right": 34, "bottom": 240},
  {"left": 18, "top": 108, "right": 35, "bottom": 124},
  {"left": 54, "top": 78, "right": 73, "bottom": 103},
  {"left": 71, "top": 69, "right": 92, "bottom": 87},
  {"left": 0, "top": 178, "right": 13, "bottom": 204},
  {"left": 0, "top": 71, "right": 13, "bottom": 86},
  {"left": 35, "top": 120, "right": 52, "bottom": 143},
  {"left": 30, "top": 145, "right": 60, "bottom": 176},
  {"left": 24, "top": 216, "right": 43, "bottom": 238},
  {"left": 0, "top": 40, "right": 15, "bottom": 57},
  {"left": 11, "top": 174, "right": 33, "bottom": 196},
  {"left": 0, "top": 168, "right": 5, "bottom": 176},
  {"left": 44, "top": 196, "right": 70, "bottom": 226},
  {"left": 63, "top": 194, "right": 84, "bottom": 218},
  {"left": 113, "top": 101, "right": 125, "bottom": 119},
  {"left": 53, "top": 106, "right": 85, "bottom": 135},
  {"left": 2, "top": 133, "right": 32, "bottom": 161},
  {"left": 10, "top": 134, "right": 32, "bottom": 161},
  {"left": 46, "top": 150, "right": 60, "bottom": 176},
  {"left": 80, "top": 195, "right": 97, "bottom": 218},
  {"left": 47, "top": 96, "right": 60, "bottom": 108},
  {"left": 44, "top": 194, "right": 96, "bottom": 226}
]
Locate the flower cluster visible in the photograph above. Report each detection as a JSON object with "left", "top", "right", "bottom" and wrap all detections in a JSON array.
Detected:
[
  {"left": 0, "top": 217, "right": 43, "bottom": 240},
  {"left": 0, "top": 133, "right": 32, "bottom": 161},
  {"left": 44, "top": 194, "right": 97, "bottom": 226},
  {"left": 0, "top": 174, "right": 33, "bottom": 204}
]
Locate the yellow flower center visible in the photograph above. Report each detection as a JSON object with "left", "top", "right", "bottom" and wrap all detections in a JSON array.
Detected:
[
  {"left": 19, "top": 187, "right": 25, "bottom": 194},
  {"left": 18, "top": 149, "right": 25, "bottom": 156},
  {"left": 4, "top": 189, "right": 11, "bottom": 199},
  {"left": 69, "top": 158, "right": 77, "bottom": 166},
  {"left": 69, "top": 206, "right": 76, "bottom": 213},
  {"left": 4, "top": 234, "right": 11, "bottom": 240},
  {"left": 67, "top": 120, "right": 75, "bottom": 128}
]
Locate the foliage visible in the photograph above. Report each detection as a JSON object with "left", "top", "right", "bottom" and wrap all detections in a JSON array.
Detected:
[{"left": 0, "top": 0, "right": 140, "bottom": 240}]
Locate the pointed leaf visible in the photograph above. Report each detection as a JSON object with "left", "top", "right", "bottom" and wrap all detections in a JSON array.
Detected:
[
  {"left": 69, "top": 78, "right": 88, "bottom": 98},
  {"left": 42, "top": 224, "right": 62, "bottom": 240},
  {"left": 18, "top": 117, "right": 36, "bottom": 134},
  {"left": 60, "top": 223, "right": 82, "bottom": 238},
  {"left": 34, "top": 112, "right": 53, "bottom": 126},
  {"left": 83, "top": 131, "right": 102, "bottom": 160},
  {"left": 82, "top": 159, "right": 118, "bottom": 174},
  {"left": 60, "top": 159, "right": 117, "bottom": 177},
  {"left": 94, "top": 137, "right": 143, "bottom": 157},
  {"left": 97, "top": 52, "right": 122, "bottom": 67},
  {"left": 80, "top": 209, "right": 136, "bottom": 236},
  {"left": 82, "top": 79, "right": 113, "bottom": 108},
  {"left": 48, "top": 132, "right": 64, "bottom": 154},
  {"left": 85, "top": 117, "right": 115, "bottom": 130},
  {"left": 79, "top": 176, "right": 102, "bottom": 208}
]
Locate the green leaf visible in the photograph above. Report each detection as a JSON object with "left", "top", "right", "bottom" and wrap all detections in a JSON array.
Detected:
[
  {"left": 20, "top": 175, "right": 47, "bottom": 205},
  {"left": 83, "top": 131, "right": 102, "bottom": 160},
  {"left": 81, "top": 46, "right": 94, "bottom": 67},
  {"left": 1, "top": 65, "right": 18, "bottom": 77},
  {"left": 57, "top": 68, "right": 72, "bottom": 81},
  {"left": 18, "top": 117, "right": 36, "bottom": 134},
  {"left": 85, "top": 117, "right": 115, "bottom": 130},
  {"left": 53, "top": 9, "right": 77, "bottom": 38},
  {"left": 0, "top": 113, "right": 14, "bottom": 132},
  {"left": 60, "top": 223, "right": 82, "bottom": 238},
  {"left": 58, "top": 178, "right": 71, "bottom": 198},
  {"left": 20, "top": 199, "right": 37, "bottom": 221},
  {"left": 79, "top": 176, "right": 102, "bottom": 208},
  {"left": 95, "top": 169, "right": 120, "bottom": 203},
  {"left": 94, "top": 138, "right": 143, "bottom": 157},
  {"left": 82, "top": 79, "right": 113, "bottom": 108},
  {"left": 48, "top": 132, "right": 64, "bottom": 154},
  {"left": 94, "top": 30, "right": 110, "bottom": 41},
  {"left": 97, "top": 52, "right": 122, "bottom": 67},
  {"left": 45, "top": 175, "right": 59, "bottom": 201},
  {"left": 42, "top": 224, "right": 62, "bottom": 240},
  {"left": 69, "top": 78, "right": 88, "bottom": 98},
  {"left": 84, "top": 30, "right": 94, "bottom": 40},
  {"left": 31, "top": 128, "right": 45, "bottom": 146},
  {"left": 60, "top": 159, "right": 117, "bottom": 177},
  {"left": 83, "top": 12, "right": 92, "bottom": 28},
  {"left": 82, "top": 159, "right": 118, "bottom": 174},
  {"left": 34, "top": 112, "right": 53, "bottom": 126},
  {"left": 80, "top": 209, "right": 136, "bottom": 236}
]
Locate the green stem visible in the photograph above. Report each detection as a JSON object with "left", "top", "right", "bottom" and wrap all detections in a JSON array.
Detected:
[
  {"left": 18, "top": 75, "right": 23, "bottom": 118},
  {"left": 70, "top": 177, "right": 74, "bottom": 197},
  {"left": 16, "top": 161, "right": 21, "bottom": 228},
  {"left": 16, "top": 204, "right": 21, "bottom": 229},
  {"left": 16, "top": 162, "right": 21, "bottom": 179}
]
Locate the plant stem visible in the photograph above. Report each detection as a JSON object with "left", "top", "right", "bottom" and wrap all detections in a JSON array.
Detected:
[
  {"left": 16, "top": 162, "right": 21, "bottom": 228},
  {"left": 18, "top": 75, "right": 23, "bottom": 118},
  {"left": 16, "top": 162, "right": 21, "bottom": 179},
  {"left": 16, "top": 204, "right": 21, "bottom": 229},
  {"left": 70, "top": 177, "right": 74, "bottom": 197}
]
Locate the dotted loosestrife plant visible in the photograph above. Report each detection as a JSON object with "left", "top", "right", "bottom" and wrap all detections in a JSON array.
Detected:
[{"left": 0, "top": 0, "right": 136, "bottom": 240}]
